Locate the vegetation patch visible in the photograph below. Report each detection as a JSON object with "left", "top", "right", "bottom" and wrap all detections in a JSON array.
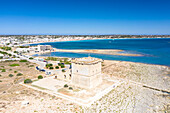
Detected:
[
  {"left": 9, "top": 74, "right": 14, "bottom": 77},
  {"left": 55, "top": 66, "right": 59, "bottom": 69},
  {"left": 1, "top": 69, "right": 6, "bottom": 72},
  {"left": 64, "top": 84, "right": 68, "bottom": 88},
  {"left": 69, "top": 87, "right": 73, "bottom": 90},
  {"left": 46, "top": 64, "right": 53, "bottom": 68},
  {"left": 29, "top": 57, "right": 34, "bottom": 60},
  {"left": 38, "top": 75, "right": 43, "bottom": 79},
  {"left": 14, "top": 71, "right": 17, "bottom": 73},
  {"left": 9, "top": 64, "right": 20, "bottom": 67},
  {"left": 28, "top": 65, "right": 34, "bottom": 67},
  {"left": 49, "top": 67, "right": 54, "bottom": 69},
  {"left": 24, "top": 79, "right": 32, "bottom": 84},
  {"left": 20, "top": 60, "right": 28, "bottom": 62},
  {"left": 16, "top": 73, "right": 23, "bottom": 76},
  {"left": 61, "top": 65, "right": 65, "bottom": 68},
  {"left": 0, "top": 46, "right": 12, "bottom": 51},
  {"left": 62, "top": 69, "right": 66, "bottom": 72},
  {"left": 32, "top": 85, "right": 48, "bottom": 90}
]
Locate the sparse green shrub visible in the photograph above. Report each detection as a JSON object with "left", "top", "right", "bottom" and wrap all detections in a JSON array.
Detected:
[
  {"left": 55, "top": 66, "right": 59, "bottom": 69},
  {"left": 46, "top": 64, "right": 53, "bottom": 68},
  {"left": 20, "top": 60, "right": 28, "bottom": 62},
  {"left": 29, "top": 57, "right": 34, "bottom": 60},
  {"left": 14, "top": 71, "right": 17, "bottom": 73},
  {"left": 49, "top": 67, "right": 54, "bottom": 69},
  {"left": 9, "top": 64, "right": 20, "bottom": 67},
  {"left": 58, "top": 63, "right": 62, "bottom": 66},
  {"left": 16, "top": 73, "right": 23, "bottom": 76},
  {"left": 0, "top": 74, "right": 2, "bottom": 77},
  {"left": 49, "top": 64, "right": 53, "bottom": 66},
  {"left": 61, "top": 65, "right": 65, "bottom": 68},
  {"left": 62, "top": 69, "right": 65, "bottom": 72},
  {"left": 0, "top": 46, "right": 11, "bottom": 51},
  {"left": 1, "top": 69, "right": 6, "bottom": 72},
  {"left": 0, "top": 80, "right": 2, "bottom": 82},
  {"left": 38, "top": 75, "right": 43, "bottom": 79},
  {"left": 28, "top": 65, "right": 34, "bottom": 67},
  {"left": 69, "top": 87, "right": 73, "bottom": 90},
  {"left": 24, "top": 79, "right": 32, "bottom": 84},
  {"left": 64, "top": 84, "right": 68, "bottom": 88},
  {"left": 9, "top": 74, "right": 14, "bottom": 77}
]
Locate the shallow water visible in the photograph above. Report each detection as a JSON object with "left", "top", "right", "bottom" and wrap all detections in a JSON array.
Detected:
[{"left": 31, "top": 38, "right": 170, "bottom": 66}]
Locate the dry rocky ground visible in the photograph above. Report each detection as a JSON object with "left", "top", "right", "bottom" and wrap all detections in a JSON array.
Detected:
[{"left": 0, "top": 60, "right": 170, "bottom": 112}]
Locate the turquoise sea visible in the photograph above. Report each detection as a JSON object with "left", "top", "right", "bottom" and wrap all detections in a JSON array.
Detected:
[{"left": 31, "top": 38, "right": 170, "bottom": 66}]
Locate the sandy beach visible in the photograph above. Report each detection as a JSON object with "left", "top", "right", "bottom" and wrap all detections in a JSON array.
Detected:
[
  {"left": 54, "top": 49, "right": 143, "bottom": 56},
  {"left": 26, "top": 48, "right": 143, "bottom": 57}
]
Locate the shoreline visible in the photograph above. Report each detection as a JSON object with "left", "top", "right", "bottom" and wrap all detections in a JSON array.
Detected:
[
  {"left": 53, "top": 49, "right": 143, "bottom": 57},
  {"left": 22, "top": 37, "right": 170, "bottom": 46},
  {"left": 35, "top": 56, "right": 170, "bottom": 67},
  {"left": 27, "top": 48, "right": 143, "bottom": 57}
]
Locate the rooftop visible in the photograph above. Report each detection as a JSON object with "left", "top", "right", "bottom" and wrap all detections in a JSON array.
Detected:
[{"left": 72, "top": 57, "right": 102, "bottom": 65}]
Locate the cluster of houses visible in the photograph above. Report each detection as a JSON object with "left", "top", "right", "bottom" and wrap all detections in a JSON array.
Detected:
[
  {"left": 0, "top": 36, "right": 99, "bottom": 47},
  {"left": 15, "top": 45, "right": 53, "bottom": 53}
]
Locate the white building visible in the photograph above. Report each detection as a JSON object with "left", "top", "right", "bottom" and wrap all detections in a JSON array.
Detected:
[
  {"left": 16, "top": 48, "right": 30, "bottom": 53},
  {"left": 37, "top": 45, "right": 52, "bottom": 52}
]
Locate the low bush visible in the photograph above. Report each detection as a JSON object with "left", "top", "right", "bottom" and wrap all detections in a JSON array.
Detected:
[
  {"left": 61, "top": 65, "right": 65, "bottom": 68},
  {"left": 49, "top": 67, "right": 54, "bottom": 69},
  {"left": 28, "top": 65, "right": 34, "bottom": 67},
  {"left": 62, "top": 69, "right": 65, "bottom": 72},
  {"left": 0, "top": 47, "right": 11, "bottom": 51},
  {"left": 46, "top": 64, "right": 53, "bottom": 68},
  {"left": 9, "top": 64, "right": 20, "bottom": 67},
  {"left": 1, "top": 69, "right": 6, "bottom": 72},
  {"left": 29, "top": 57, "right": 34, "bottom": 60},
  {"left": 9, "top": 74, "right": 14, "bottom": 77},
  {"left": 64, "top": 84, "right": 68, "bottom": 88},
  {"left": 0, "top": 74, "right": 2, "bottom": 77},
  {"left": 55, "top": 66, "right": 59, "bottom": 69},
  {"left": 24, "top": 79, "right": 32, "bottom": 84},
  {"left": 38, "top": 75, "right": 43, "bottom": 79},
  {"left": 16, "top": 73, "right": 23, "bottom": 76},
  {"left": 69, "top": 87, "right": 73, "bottom": 90},
  {"left": 14, "top": 71, "right": 17, "bottom": 73},
  {"left": 0, "top": 80, "right": 2, "bottom": 82},
  {"left": 20, "top": 60, "right": 28, "bottom": 62}
]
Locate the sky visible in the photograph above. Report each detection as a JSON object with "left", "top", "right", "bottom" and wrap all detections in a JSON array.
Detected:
[{"left": 0, "top": 0, "right": 170, "bottom": 35}]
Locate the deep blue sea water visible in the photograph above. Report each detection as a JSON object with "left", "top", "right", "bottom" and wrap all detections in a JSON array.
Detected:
[{"left": 30, "top": 38, "right": 170, "bottom": 66}]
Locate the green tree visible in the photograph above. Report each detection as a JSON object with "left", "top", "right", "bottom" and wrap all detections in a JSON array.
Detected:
[
  {"left": 38, "top": 75, "right": 43, "bottom": 79},
  {"left": 24, "top": 79, "right": 32, "bottom": 84},
  {"left": 9, "top": 74, "right": 14, "bottom": 77}
]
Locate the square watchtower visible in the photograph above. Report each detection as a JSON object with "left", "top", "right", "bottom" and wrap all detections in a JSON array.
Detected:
[{"left": 71, "top": 57, "right": 103, "bottom": 89}]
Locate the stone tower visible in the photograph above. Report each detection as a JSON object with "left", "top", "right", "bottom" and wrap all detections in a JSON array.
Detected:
[{"left": 71, "top": 57, "right": 103, "bottom": 89}]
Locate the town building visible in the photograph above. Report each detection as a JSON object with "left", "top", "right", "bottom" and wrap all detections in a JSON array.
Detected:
[{"left": 37, "top": 45, "right": 52, "bottom": 52}]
